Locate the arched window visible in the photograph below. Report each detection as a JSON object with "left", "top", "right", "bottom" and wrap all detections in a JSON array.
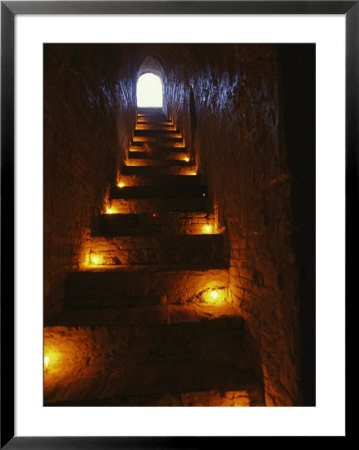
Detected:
[{"left": 136, "top": 73, "right": 163, "bottom": 108}]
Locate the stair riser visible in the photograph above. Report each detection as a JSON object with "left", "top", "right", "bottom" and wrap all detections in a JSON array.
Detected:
[
  {"left": 65, "top": 269, "right": 229, "bottom": 303},
  {"left": 57, "top": 302, "right": 237, "bottom": 323},
  {"left": 125, "top": 159, "right": 191, "bottom": 167},
  {"left": 117, "top": 174, "right": 199, "bottom": 187},
  {"left": 131, "top": 140, "right": 186, "bottom": 149},
  {"left": 129, "top": 142, "right": 187, "bottom": 155},
  {"left": 82, "top": 235, "right": 226, "bottom": 266},
  {"left": 122, "top": 166, "right": 198, "bottom": 176},
  {"left": 45, "top": 320, "right": 244, "bottom": 364},
  {"left": 46, "top": 390, "right": 260, "bottom": 407},
  {"left": 137, "top": 110, "right": 165, "bottom": 117},
  {"left": 82, "top": 248, "right": 224, "bottom": 266},
  {"left": 110, "top": 185, "right": 206, "bottom": 199},
  {"left": 44, "top": 319, "right": 262, "bottom": 405},
  {"left": 134, "top": 129, "right": 182, "bottom": 137},
  {"left": 135, "top": 125, "right": 177, "bottom": 131},
  {"left": 128, "top": 151, "right": 186, "bottom": 161},
  {"left": 109, "top": 197, "right": 208, "bottom": 213},
  {"left": 132, "top": 136, "right": 183, "bottom": 144},
  {"left": 94, "top": 215, "right": 215, "bottom": 236}
]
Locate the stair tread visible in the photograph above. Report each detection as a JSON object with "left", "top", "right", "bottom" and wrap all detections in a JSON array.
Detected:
[
  {"left": 45, "top": 383, "right": 264, "bottom": 406},
  {"left": 109, "top": 197, "right": 209, "bottom": 213},
  {"left": 110, "top": 185, "right": 206, "bottom": 199},
  {"left": 75, "top": 263, "right": 229, "bottom": 273},
  {"left": 44, "top": 109, "right": 265, "bottom": 407},
  {"left": 47, "top": 310, "right": 243, "bottom": 328},
  {"left": 98, "top": 211, "right": 211, "bottom": 219},
  {"left": 128, "top": 151, "right": 186, "bottom": 160},
  {"left": 117, "top": 174, "right": 199, "bottom": 187},
  {"left": 94, "top": 211, "right": 214, "bottom": 236},
  {"left": 125, "top": 159, "right": 191, "bottom": 167},
  {"left": 86, "top": 233, "right": 223, "bottom": 244},
  {"left": 121, "top": 166, "right": 198, "bottom": 176},
  {"left": 129, "top": 147, "right": 186, "bottom": 154},
  {"left": 44, "top": 366, "right": 262, "bottom": 406},
  {"left": 50, "top": 301, "right": 241, "bottom": 323},
  {"left": 130, "top": 140, "right": 186, "bottom": 149}
]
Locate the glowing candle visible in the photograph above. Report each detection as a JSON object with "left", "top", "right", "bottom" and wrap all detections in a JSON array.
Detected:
[
  {"left": 202, "top": 224, "right": 213, "bottom": 234},
  {"left": 90, "top": 253, "right": 103, "bottom": 266}
]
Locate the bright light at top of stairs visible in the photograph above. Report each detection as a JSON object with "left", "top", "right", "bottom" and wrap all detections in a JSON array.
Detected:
[{"left": 137, "top": 73, "right": 163, "bottom": 108}]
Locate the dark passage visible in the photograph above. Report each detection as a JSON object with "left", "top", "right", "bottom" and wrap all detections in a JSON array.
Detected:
[{"left": 44, "top": 44, "right": 315, "bottom": 406}]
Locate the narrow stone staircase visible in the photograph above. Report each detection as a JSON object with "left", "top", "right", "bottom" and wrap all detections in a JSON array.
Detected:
[{"left": 44, "top": 108, "right": 264, "bottom": 406}]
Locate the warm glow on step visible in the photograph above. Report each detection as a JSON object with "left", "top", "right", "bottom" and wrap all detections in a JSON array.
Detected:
[
  {"left": 118, "top": 182, "right": 125, "bottom": 188},
  {"left": 202, "top": 224, "right": 213, "bottom": 234},
  {"left": 89, "top": 253, "right": 104, "bottom": 266},
  {"left": 203, "top": 288, "right": 227, "bottom": 306},
  {"left": 43, "top": 347, "right": 61, "bottom": 373},
  {"left": 172, "top": 142, "right": 186, "bottom": 149}
]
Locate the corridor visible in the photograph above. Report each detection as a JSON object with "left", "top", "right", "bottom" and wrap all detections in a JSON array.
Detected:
[{"left": 44, "top": 44, "right": 315, "bottom": 406}]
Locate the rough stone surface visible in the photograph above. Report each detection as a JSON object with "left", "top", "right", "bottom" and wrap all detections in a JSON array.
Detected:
[
  {"left": 79, "top": 234, "right": 227, "bottom": 266},
  {"left": 159, "top": 44, "right": 307, "bottom": 406},
  {"left": 44, "top": 319, "right": 264, "bottom": 406},
  {"left": 64, "top": 267, "right": 230, "bottom": 306},
  {"left": 44, "top": 44, "right": 137, "bottom": 318},
  {"left": 44, "top": 44, "right": 315, "bottom": 406}
]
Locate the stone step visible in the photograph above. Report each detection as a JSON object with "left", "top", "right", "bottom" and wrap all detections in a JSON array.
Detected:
[
  {"left": 136, "top": 113, "right": 172, "bottom": 122},
  {"left": 132, "top": 137, "right": 183, "bottom": 146},
  {"left": 48, "top": 303, "right": 242, "bottom": 326},
  {"left": 137, "top": 115, "right": 172, "bottom": 121},
  {"left": 109, "top": 196, "right": 208, "bottom": 213},
  {"left": 125, "top": 158, "right": 191, "bottom": 167},
  {"left": 117, "top": 173, "right": 199, "bottom": 187},
  {"left": 136, "top": 119, "right": 174, "bottom": 126},
  {"left": 65, "top": 266, "right": 229, "bottom": 305},
  {"left": 93, "top": 211, "right": 215, "bottom": 236},
  {"left": 81, "top": 234, "right": 227, "bottom": 266},
  {"left": 44, "top": 318, "right": 264, "bottom": 405},
  {"left": 122, "top": 165, "right": 197, "bottom": 176},
  {"left": 110, "top": 185, "right": 206, "bottom": 199},
  {"left": 137, "top": 107, "right": 165, "bottom": 115},
  {"left": 128, "top": 150, "right": 187, "bottom": 161},
  {"left": 45, "top": 358, "right": 261, "bottom": 406},
  {"left": 131, "top": 140, "right": 186, "bottom": 149},
  {"left": 45, "top": 387, "right": 264, "bottom": 407},
  {"left": 45, "top": 318, "right": 244, "bottom": 361},
  {"left": 135, "top": 124, "right": 177, "bottom": 131},
  {"left": 134, "top": 128, "right": 182, "bottom": 137},
  {"left": 129, "top": 143, "right": 187, "bottom": 153}
]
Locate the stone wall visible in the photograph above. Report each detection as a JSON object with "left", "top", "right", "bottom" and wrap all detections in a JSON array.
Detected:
[
  {"left": 161, "top": 44, "right": 314, "bottom": 405},
  {"left": 44, "top": 44, "right": 137, "bottom": 319},
  {"left": 44, "top": 44, "right": 315, "bottom": 405}
]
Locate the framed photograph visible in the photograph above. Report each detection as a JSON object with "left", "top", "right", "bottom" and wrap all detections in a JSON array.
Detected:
[{"left": 1, "top": 1, "right": 352, "bottom": 446}]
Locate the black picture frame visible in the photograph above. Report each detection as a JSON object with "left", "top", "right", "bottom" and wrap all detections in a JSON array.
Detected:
[{"left": 1, "top": 1, "right": 352, "bottom": 447}]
